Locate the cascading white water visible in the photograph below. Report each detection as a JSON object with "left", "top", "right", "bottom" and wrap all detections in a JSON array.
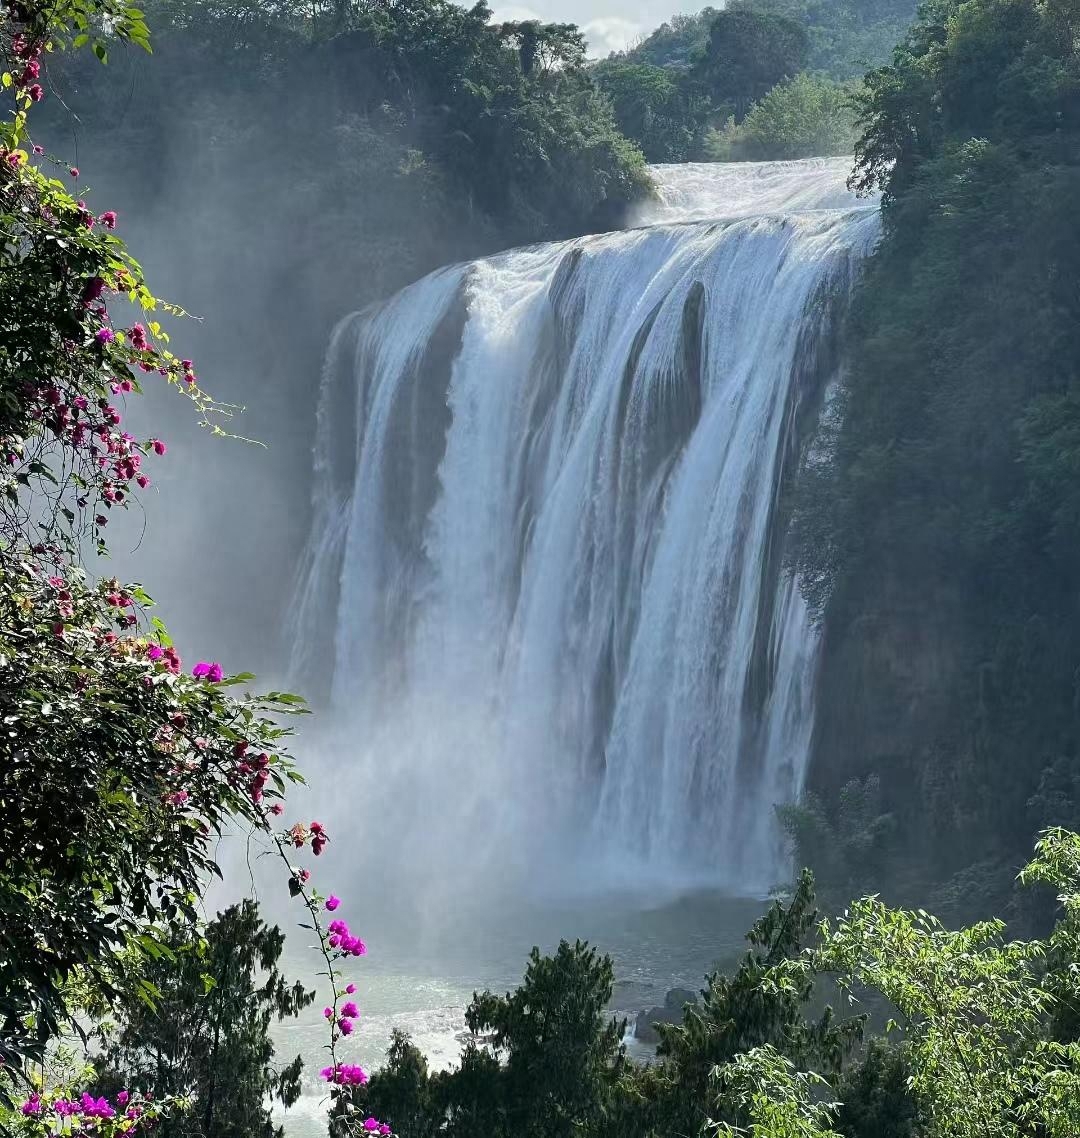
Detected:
[{"left": 290, "top": 158, "right": 879, "bottom": 902}]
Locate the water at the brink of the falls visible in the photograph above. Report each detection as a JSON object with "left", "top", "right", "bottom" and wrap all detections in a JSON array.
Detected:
[{"left": 288, "top": 157, "right": 880, "bottom": 910}]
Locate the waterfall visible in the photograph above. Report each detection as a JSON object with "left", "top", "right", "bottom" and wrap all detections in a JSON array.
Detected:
[{"left": 290, "top": 158, "right": 880, "bottom": 901}]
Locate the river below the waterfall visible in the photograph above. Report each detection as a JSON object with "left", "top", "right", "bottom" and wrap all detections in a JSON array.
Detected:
[{"left": 272, "top": 889, "right": 764, "bottom": 1135}]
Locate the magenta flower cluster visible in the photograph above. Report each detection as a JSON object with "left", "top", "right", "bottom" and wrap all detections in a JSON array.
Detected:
[
  {"left": 319, "top": 1064, "right": 369, "bottom": 1086},
  {"left": 231, "top": 741, "right": 275, "bottom": 806},
  {"left": 7, "top": 374, "right": 170, "bottom": 549},
  {"left": 20, "top": 1090, "right": 144, "bottom": 1125},
  {"left": 276, "top": 831, "right": 391, "bottom": 1135},
  {"left": 327, "top": 917, "right": 367, "bottom": 959},
  {"left": 334, "top": 997, "right": 360, "bottom": 1036},
  {"left": 146, "top": 642, "right": 183, "bottom": 673}
]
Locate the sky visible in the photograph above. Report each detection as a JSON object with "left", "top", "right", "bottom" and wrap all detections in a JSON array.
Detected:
[{"left": 490, "top": 2, "right": 700, "bottom": 56}]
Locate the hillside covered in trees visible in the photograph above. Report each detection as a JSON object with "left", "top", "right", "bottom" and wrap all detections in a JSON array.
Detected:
[
  {"left": 593, "top": 0, "right": 917, "bottom": 161},
  {"left": 789, "top": 0, "right": 1080, "bottom": 922}
]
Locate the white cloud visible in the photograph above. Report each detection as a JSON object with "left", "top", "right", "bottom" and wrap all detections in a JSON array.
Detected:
[
  {"left": 581, "top": 16, "right": 644, "bottom": 55},
  {"left": 490, "top": 4, "right": 545, "bottom": 21},
  {"left": 489, "top": 6, "right": 643, "bottom": 57}
]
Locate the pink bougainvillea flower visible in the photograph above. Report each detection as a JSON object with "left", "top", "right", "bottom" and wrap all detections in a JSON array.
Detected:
[
  {"left": 69, "top": 166, "right": 79, "bottom": 177},
  {"left": 147, "top": 644, "right": 164, "bottom": 662},
  {"left": 270, "top": 803, "right": 284, "bottom": 815},
  {"left": 363, "top": 1119, "right": 381, "bottom": 1133},
  {"left": 80, "top": 1094, "right": 116, "bottom": 1120},
  {"left": 151, "top": 438, "right": 167, "bottom": 455},
  {"left": 345, "top": 983, "right": 356, "bottom": 994},
  {"left": 116, "top": 1091, "right": 129, "bottom": 1107},
  {"left": 81, "top": 277, "right": 106, "bottom": 304},
  {"left": 323, "top": 1007, "right": 333, "bottom": 1019},
  {"left": 27, "top": 83, "right": 43, "bottom": 102},
  {"left": 325, "top": 895, "right": 341, "bottom": 912},
  {"left": 100, "top": 210, "right": 117, "bottom": 229},
  {"left": 338, "top": 1017, "right": 354, "bottom": 1035},
  {"left": 192, "top": 661, "right": 224, "bottom": 683},
  {"left": 32, "top": 144, "right": 44, "bottom": 155},
  {"left": 341, "top": 1001, "right": 359, "bottom": 1019},
  {"left": 321, "top": 1064, "right": 369, "bottom": 1086},
  {"left": 96, "top": 328, "right": 115, "bottom": 345}
]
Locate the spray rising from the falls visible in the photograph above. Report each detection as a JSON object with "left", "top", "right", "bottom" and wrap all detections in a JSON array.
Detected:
[{"left": 289, "top": 158, "right": 880, "bottom": 903}]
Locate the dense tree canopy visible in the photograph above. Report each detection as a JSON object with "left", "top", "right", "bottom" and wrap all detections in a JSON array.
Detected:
[
  {"left": 704, "top": 71, "right": 857, "bottom": 160},
  {"left": 793, "top": 0, "right": 1080, "bottom": 914},
  {"left": 338, "top": 834, "right": 1080, "bottom": 1137},
  {"left": 100, "top": 901, "right": 315, "bottom": 1138},
  {"left": 694, "top": 8, "right": 811, "bottom": 116},
  {"left": 596, "top": 0, "right": 910, "bottom": 163},
  {"left": 593, "top": 59, "right": 710, "bottom": 162}
]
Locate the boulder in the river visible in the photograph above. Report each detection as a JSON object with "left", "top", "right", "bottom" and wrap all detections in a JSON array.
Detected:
[{"left": 634, "top": 987, "right": 697, "bottom": 1045}]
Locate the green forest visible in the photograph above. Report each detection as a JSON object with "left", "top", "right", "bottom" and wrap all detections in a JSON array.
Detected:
[{"left": 3, "top": 0, "right": 1080, "bottom": 1133}]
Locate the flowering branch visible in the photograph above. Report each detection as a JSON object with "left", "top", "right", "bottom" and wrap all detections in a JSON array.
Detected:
[
  {"left": 264, "top": 822, "right": 396, "bottom": 1137},
  {"left": 15, "top": 1087, "right": 180, "bottom": 1136},
  {"left": 3, "top": 4, "right": 396, "bottom": 1134}
]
